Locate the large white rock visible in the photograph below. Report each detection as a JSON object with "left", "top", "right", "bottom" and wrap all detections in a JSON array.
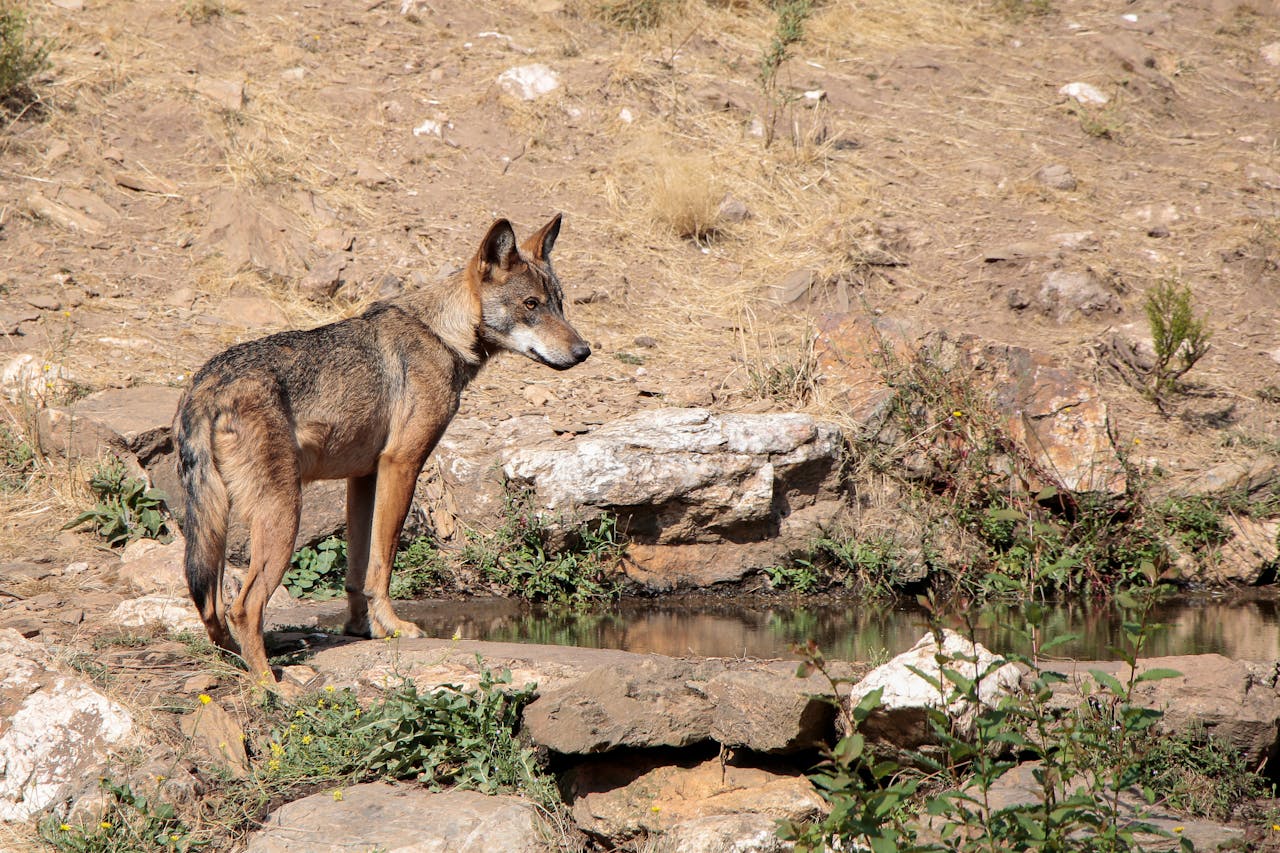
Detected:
[
  {"left": 0, "top": 630, "right": 136, "bottom": 822},
  {"left": 497, "top": 64, "right": 560, "bottom": 100},
  {"left": 845, "top": 629, "right": 1026, "bottom": 748}
]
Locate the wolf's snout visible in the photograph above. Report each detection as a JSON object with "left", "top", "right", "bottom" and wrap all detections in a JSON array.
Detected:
[{"left": 571, "top": 341, "right": 591, "bottom": 363}]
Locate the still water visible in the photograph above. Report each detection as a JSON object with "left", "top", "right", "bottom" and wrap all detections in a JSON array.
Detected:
[{"left": 375, "top": 593, "right": 1280, "bottom": 662}]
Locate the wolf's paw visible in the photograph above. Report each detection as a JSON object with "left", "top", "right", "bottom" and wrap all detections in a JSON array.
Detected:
[{"left": 370, "top": 617, "right": 424, "bottom": 640}]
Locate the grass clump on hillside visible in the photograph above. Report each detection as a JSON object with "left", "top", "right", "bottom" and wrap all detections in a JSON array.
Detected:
[
  {"left": 1144, "top": 279, "right": 1211, "bottom": 409},
  {"left": 0, "top": 1, "right": 48, "bottom": 113}
]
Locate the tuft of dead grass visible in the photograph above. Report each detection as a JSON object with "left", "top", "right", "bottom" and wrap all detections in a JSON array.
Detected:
[{"left": 646, "top": 150, "right": 721, "bottom": 240}]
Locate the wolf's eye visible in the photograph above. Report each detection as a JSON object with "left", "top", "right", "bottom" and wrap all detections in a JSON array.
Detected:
[{"left": 524, "top": 298, "right": 540, "bottom": 310}]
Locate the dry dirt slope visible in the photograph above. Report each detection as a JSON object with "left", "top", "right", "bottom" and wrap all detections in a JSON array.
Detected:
[{"left": 1, "top": 0, "right": 1279, "bottom": 561}]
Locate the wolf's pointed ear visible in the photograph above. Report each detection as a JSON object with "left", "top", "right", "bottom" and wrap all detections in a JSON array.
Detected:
[
  {"left": 521, "top": 213, "right": 562, "bottom": 262},
  {"left": 477, "top": 218, "right": 519, "bottom": 276}
]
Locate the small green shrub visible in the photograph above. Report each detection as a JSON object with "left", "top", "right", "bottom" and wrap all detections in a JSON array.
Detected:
[
  {"left": 39, "top": 778, "right": 203, "bottom": 853},
  {"left": 63, "top": 458, "right": 174, "bottom": 546},
  {"left": 585, "top": 0, "right": 677, "bottom": 30},
  {"left": 0, "top": 1, "right": 49, "bottom": 111},
  {"left": 766, "top": 559, "right": 822, "bottom": 593},
  {"left": 1144, "top": 280, "right": 1210, "bottom": 407},
  {"left": 462, "top": 492, "right": 624, "bottom": 607},
  {"left": 286, "top": 535, "right": 452, "bottom": 601},
  {"left": 757, "top": 0, "right": 817, "bottom": 148},
  {"left": 0, "top": 421, "right": 34, "bottom": 491},
  {"left": 781, "top": 587, "right": 1208, "bottom": 852},
  {"left": 1136, "top": 727, "right": 1267, "bottom": 820},
  {"left": 391, "top": 536, "right": 451, "bottom": 598},
  {"left": 809, "top": 533, "right": 925, "bottom": 597},
  {"left": 283, "top": 536, "right": 346, "bottom": 600},
  {"left": 1158, "top": 495, "right": 1230, "bottom": 554}
]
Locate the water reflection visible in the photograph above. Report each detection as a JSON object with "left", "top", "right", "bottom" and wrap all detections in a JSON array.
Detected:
[{"left": 366, "top": 594, "right": 1280, "bottom": 662}]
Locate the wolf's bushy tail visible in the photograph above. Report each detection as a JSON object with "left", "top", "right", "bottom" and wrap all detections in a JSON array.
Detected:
[{"left": 176, "top": 397, "right": 234, "bottom": 649}]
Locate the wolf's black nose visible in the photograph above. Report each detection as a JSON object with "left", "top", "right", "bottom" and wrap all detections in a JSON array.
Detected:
[{"left": 572, "top": 342, "right": 592, "bottom": 363}]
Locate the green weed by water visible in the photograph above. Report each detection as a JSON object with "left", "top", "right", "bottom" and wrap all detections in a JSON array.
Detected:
[
  {"left": 284, "top": 534, "right": 453, "bottom": 601},
  {"left": 779, "top": 586, "right": 1220, "bottom": 852},
  {"left": 462, "top": 491, "right": 624, "bottom": 607}
]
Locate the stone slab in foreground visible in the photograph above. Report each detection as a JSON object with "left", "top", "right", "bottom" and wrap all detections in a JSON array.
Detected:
[
  {"left": 305, "top": 637, "right": 861, "bottom": 756},
  {"left": 244, "top": 783, "right": 548, "bottom": 852}
]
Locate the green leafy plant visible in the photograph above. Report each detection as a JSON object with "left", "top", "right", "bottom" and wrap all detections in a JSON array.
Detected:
[
  {"left": 0, "top": 1, "right": 49, "bottom": 112},
  {"left": 39, "top": 778, "right": 204, "bottom": 852},
  {"left": 390, "top": 535, "right": 452, "bottom": 598},
  {"left": 781, "top": 586, "right": 1217, "bottom": 852},
  {"left": 759, "top": 0, "right": 816, "bottom": 148},
  {"left": 462, "top": 491, "right": 624, "bottom": 607},
  {"left": 63, "top": 458, "right": 174, "bottom": 546},
  {"left": 0, "top": 420, "right": 34, "bottom": 491},
  {"left": 282, "top": 536, "right": 347, "bottom": 600},
  {"left": 1144, "top": 280, "right": 1210, "bottom": 408},
  {"left": 246, "top": 664, "right": 557, "bottom": 810},
  {"left": 765, "top": 559, "right": 822, "bottom": 593}
]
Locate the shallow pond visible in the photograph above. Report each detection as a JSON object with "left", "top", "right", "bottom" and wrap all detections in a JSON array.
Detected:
[{"left": 357, "top": 593, "right": 1280, "bottom": 662}]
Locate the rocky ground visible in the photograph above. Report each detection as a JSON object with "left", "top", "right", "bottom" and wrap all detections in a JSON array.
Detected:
[{"left": 3, "top": 0, "right": 1280, "bottom": 848}]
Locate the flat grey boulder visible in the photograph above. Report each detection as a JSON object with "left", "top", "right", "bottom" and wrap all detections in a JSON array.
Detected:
[
  {"left": 651, "top": 813, "right": 794, "bottom": 852},
  {"left": 304, "top": 639, "right": 855, "bottom": 756},
  {"left": 1046, "top": 654, "right": 1280, "bottom": 767},
  {"left": 245, "top": 783, "right": 548, "bottom": 852}
]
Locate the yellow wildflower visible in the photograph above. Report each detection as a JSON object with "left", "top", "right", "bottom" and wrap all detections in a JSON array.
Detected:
[{"left": 198, "top": 694, "right": 212, "bottom": 705}]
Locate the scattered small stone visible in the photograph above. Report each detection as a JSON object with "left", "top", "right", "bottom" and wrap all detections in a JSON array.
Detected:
[
  {"left": 314, "top": 228, "right": 353, "bottom": 252},
  {"left": 49, "top": 0, "right": 83, "bottom": 9},
  {"left": 1245, "top": 163, "right": 1280, "bottom": 190},
  {"left": 1052, "top": 231, "right": 1098, "bottom": 251},
  {"left": 217, "top": 296, "right": 289, "bottom": 329},
  {"left": 801, "top": 89, "right": 826, "bottom": 106},
  {"left": 413, "top": 119, "right": 443, "bottom": 137},
  {"left": 300, "top": 253, "right": 350, "bottom": 301},
  {"left": 114, "top": 171, "right": 178, "bottom": 195},
  {"left": 522, "top": 385, "right": 557, "bottom": 408},
  {"left": 280, "top": 66, "right": 306, "bottom": 81},
  {"left": 770, "top": 269, "right": 816, "bottom": 304},
  {"left": 1035, "top": 163, "right": 1077, "bottom": 191},
  {"left": 497, "top": 64, "right": 560, "bottom": 100},
  {"left": 1058, "top": 82, "right": 1109, "bottom": 105},
  {"left": 618, "top": 107, "right": 634, "bottom": 124},
  {"left": 376, "top": 272, "right": 404, "bottom": 299},
  {"left": 633, "top": 335, "right": 658, "bottom": 348},
  {"left": 1006, "top": 289, "right": 1030, "bottom": 310},
  {"left": 716, "top": 195, "right": 751, "bottom": 224},
  {"left": 1147, "top": 225, "right": 1170, "bottom": 238},
  {"left": 1263, "top": 42, "right": 1280, "bottom": 67},
  {"left": 24, "top": 294, "right": 61, "bottom": 311},
  {"left": 64, "top": 561, "right": 89, "bottom": 575},
  {"left": 44, "top": 139, "right": 70, "bottom": 162},
  {"left": 182, "top": 673, "right": 219, "bottom": 695},
  {"left": 195, "top": 76, "right": 246, "bottom": 111},
  {"left": 26, "top": 192, "right": 104, "bottom": 235},
  {"left": 354, "top": 160, "right": 392, "bottom": 187},
  {"left": 1038, "top": 269, "right": 1119, "bottom": 321}
]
